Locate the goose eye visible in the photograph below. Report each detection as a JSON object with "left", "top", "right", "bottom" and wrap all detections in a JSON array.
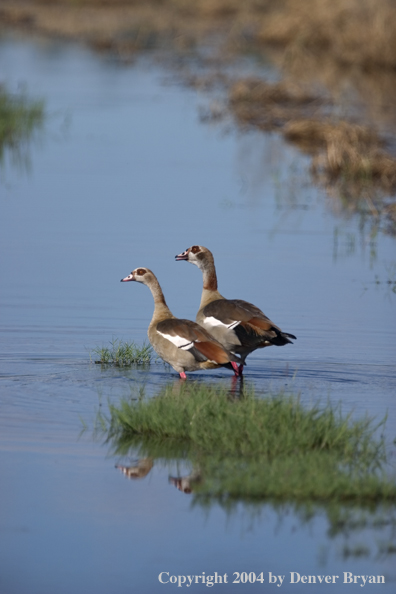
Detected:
[
  {"left": 137, "top": 268, "right": 147, "bottom": 276},
  {"left": 191, "top": 246, "right": 200, "bottom": 254}
]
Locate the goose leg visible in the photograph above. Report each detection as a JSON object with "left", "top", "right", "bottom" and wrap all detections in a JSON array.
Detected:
[
  {"left": 231, "top": 362, "right": 240, "bottom": 377},
  {"left": 231, "top": 362, "right": 244, "bottom": 377},
  {"left": 179, "top": 372, "right": 187, "bottom": 380}
]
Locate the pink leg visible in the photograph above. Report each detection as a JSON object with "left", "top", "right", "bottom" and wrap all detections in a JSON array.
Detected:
[
  {"left": 179, "top": 372, "right": 187, "bottom": 380},
  {"left": 238, "top": 364, "right": 244, "bottom": 376},
  {"left": 231, "top": 362, "right": 239, "bottom": 377}
]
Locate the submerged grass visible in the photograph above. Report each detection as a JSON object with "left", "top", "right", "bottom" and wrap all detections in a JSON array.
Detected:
[
  {"left": 107, "top": 383, "right": 396, "bottom": 502},
  {"left": 92, "top": 338, "right": 152, "bottom": 366}
]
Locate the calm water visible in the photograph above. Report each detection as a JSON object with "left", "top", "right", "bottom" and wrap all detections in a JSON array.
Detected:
[{"left": 0, "top": 33, "right": 395, "bottom": 594}]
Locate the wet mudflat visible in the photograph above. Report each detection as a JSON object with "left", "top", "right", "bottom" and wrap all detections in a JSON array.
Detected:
[{"left": 0, "top": 33, "right": 395, "bottom": 594}]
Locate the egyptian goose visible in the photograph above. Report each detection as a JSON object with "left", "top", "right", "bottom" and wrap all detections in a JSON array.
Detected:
[
  {"left": 175, "top": 246, "right": 296, "bottom": 375},
  {"left": 121, "top": 267, "right": 241, "bottom": 379}
]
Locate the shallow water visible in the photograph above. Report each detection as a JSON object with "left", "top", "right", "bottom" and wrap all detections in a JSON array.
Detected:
[{"left": 0, "top": 33, "right": 395, "bottom": 594}]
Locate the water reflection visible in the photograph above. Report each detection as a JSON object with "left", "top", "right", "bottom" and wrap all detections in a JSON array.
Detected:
[
  {"left": 169, "top": 470, "right": 202, "bottom": 494},
  {"left": 116, "top": 459, "right": 201, "bottom": 494},
  {"left": 104, "top": 381, "right": 396, "bottom": 512},
  {"left": 116, "top": 458, "right": 153, "bottom": 479},
  {"left": 111, "top": 434, "right": 396, "bottom": 565}
]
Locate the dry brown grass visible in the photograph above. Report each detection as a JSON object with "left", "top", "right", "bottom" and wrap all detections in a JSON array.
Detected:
[
  {"left": 0, "top": 0, "right": 212, "bottom": 52},
  {"left": 229, "top": 77, "right": 396, "bottom": 228},
  {"left": 256, "top": 0, "right": 396, "bottom": 70},
  {"left": 1, "top": 0, "right": 396, "bottom": 70},
  {"left": 288, "top": 120, "right": 396, "bottom": 232},
  {"left": 229, "top": 78, "right": 327, "bottom": 131},
  {"left": 285, "top": 120, "right": 396, "bottom": 191}
]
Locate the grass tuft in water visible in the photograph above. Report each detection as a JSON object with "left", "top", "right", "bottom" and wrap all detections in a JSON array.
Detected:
[
  {"left": 0, "top": 86, "right": 44, "bottom": 166},
  {"left": 107, "top": 383, "right": 396, "bottom": 502},
  {"left": 109, "top": 383, "right": 383, "bottom": 460},
  {"left": 92, "top": 338, "right": 152, "bottom": 366}
]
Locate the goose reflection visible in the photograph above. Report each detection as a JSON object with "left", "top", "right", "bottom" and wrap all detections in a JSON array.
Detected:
[
  {"left": 115, "top": 459, "right": 202, "bottom": 494},
  {"left": 116, "top": 458, "right": 153, "bottom": 479},
  {"left": 169, "top": 469, "right": 202, "bottom": 494}
]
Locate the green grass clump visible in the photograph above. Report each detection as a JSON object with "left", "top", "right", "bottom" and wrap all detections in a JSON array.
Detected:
[
  {"left": 109, "top": 383, "right": 383, "bottom": 461},
  {"left": 0, "top": 87, "right": 44, "bottom": 164},
  {"left": 92, "top": 338, "right": 152, "bottom": 366},
  {"left": 107, "top": 383, "right": 396, "bottom": 503}
]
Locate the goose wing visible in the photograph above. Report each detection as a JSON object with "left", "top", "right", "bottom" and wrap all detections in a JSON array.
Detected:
[
  {"left": 156, "top": 318, "right": 238, "bottom": 364},
  {"left": 202, "top": 299, "right": 296, "bottom": 345}
]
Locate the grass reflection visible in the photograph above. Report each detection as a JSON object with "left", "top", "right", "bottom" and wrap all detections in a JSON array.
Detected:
[
  {"left": 0, "top": 86, "right": 44, "bottom": 172},
  {"left": 102, "top": 382, "right": 396, "bottom": 561},
  {"left": 104, "top": 382, "right": 396, "bottom": 503}
]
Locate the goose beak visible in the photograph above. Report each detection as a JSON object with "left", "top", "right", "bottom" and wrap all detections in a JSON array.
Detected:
[
  {"left": 121, "top": 274, "right": 134, "bottom": 282},
  {"left": 175, "top": 251, "right": 188, "bottom": 261}
]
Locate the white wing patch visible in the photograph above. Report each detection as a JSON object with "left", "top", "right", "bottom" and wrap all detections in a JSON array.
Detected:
[
  {"left": 157, "top": 331, "right": 194, "bottom": 350},
  {"left": 204, "top": 316, "right": 240, "bottom": 330},
  {"left": 180, "top": 342, "right": 194, "bottom": 351}
]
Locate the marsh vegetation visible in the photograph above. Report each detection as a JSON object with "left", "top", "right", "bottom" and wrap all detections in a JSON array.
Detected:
[
  {"left": 92, "top": 339, "right": 153, "bottom": 366},
  {"left": 0, "top": 86, "right": 44, "bottom": 169},
  {"left": 229, "top": 80, "right": 396, "bottom": 230},
  {"left": 2, "top": 0, "right": 395, "bottom": 71},
  {"left": 106, "top": 383, "right": 396, "bottom": 503},
  {"left": 1, "top": 0, "right": 396, "bottom": 232}
]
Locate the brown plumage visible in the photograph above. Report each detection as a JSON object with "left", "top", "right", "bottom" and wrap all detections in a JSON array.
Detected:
[
  {"left": 120, "top": 267, "right": 241, "bottom": 379},
  {"left": 175, "top": 246, "right": 296, "bottom": 375}
]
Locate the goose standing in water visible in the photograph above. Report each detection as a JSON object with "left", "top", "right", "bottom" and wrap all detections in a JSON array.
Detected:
[
  {"left": 175, "top": 246, "right": 296, "bottom": 376},
  {"left": 121, "top": 267, "right": 241, "bottom": 379}
]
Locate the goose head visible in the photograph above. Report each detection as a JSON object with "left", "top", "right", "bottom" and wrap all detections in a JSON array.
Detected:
[
  {"left": 175, "top": 245, "right": 213, "bottom": 270},
  {"left": 121, "top": 267, "right": 152, "bottom": 284}
]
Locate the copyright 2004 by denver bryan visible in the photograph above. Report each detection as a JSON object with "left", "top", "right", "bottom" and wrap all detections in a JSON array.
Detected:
[{"left": 158, "top": 571, "right": 386, "bottom": 588}]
